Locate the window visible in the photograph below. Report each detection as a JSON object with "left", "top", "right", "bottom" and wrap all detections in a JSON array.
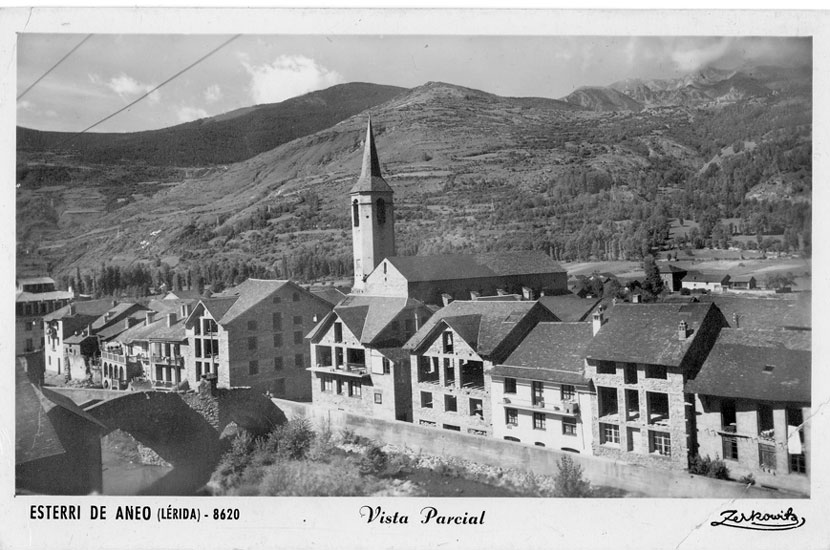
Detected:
[
  {"left": 532, "top": 381, "right": 544, "bottom": 406},
  {"left": 597, "top": 361, "right": 616, "bottom": 375},
  {"left": 374, "top": 392, "right": 382, "bottom": 404},
  {"left": 376, "top": 198, "right": 387, "bottom": 224},
  {"left": 560, "top": 384, "right": 575, "bottom": 401},
  {"left": 505, "top": 408, "right": 518, "bottom": 426},
  {"left": 25, "top": 322, "right": 32, "bottom": 332},
  {"left": 625, "top": 389, "right": 640, "bottom": 421},
  {"left": 444, "top": 358, "right": 454, "bottom": 387},
  {"left": 535, "top": 442, "right": 546, "bottom": 447},
  {"left": 274, "top": 357, "right": 283, "bottom": 371},
  {"left": 273, "top": 333, "right": 283, "bottom": 348},
  {"left": 443, "top": 424, "right": 461, "bottom": 432},
  {"left": 272, "top": 312, "right": 282, "bottom": 331},
  {"left": 504, "top": 377, "right": 517, "bottom": 394},
  {"left": 336, "top": 379, "right": 343, "bottom": 395},
  {"left": 758, "top": 404, "right": 775, "bottom": 439},
  {"left": 650, "top": 431, "right": 671, "bottom": 456},
  {"left": 647, "top": 392, "right": 670, "bottom": 425},
  {"left": 348, "top": 380, "right": 362, "bottom": 397},
  {"left": 352, "top": 199, "right": 360, "bottom": 227},
  {"left": 598, "top": 387, "right": 618, "bottom": 418},
  {"left": 421, "top": 391, "right": 433, "bottom": 408},
  {"left": 646, "top": 365, "right": 667, "bottom": 379},
  {"left": 293, "top": 331, "right": 303, "bottom": 345},
  {"left": 562, "top": 419, "right": 577, "bottom": 436},
  {"left": 25, "top": 338, "right": 33, "bottom": 351},
  {"left": 600, "top": 423, "right": 620, "bottom": 445},
  {"left": 248, "top": 360, "right": 259, "bottom": 375},
  {"left": 721, "top": 400, "right": 737, "bottom": 432},
  {"left": 248, "top": 336, "right": 257, "bottom": 350},
  {"left": 247, "top": 320, "right": 257, "bottom": 331},
  {"left": 722, "top": 435, "right": 739, "bottom": 461},
  {"left": 533, "top": 412, "right": 546, "bottom": 430},
  {"left": 445, "top": 395, "right": 457, "bottom": 412},
  {"left": 272, "top": 295, "right": 281, "bottom": 304},
  {"left": 334, "top": 322, "right": 343, "bottom": 343},
  {"left": 293, "top": 315, "right": 302, "bottom": 325},
  {"left": 442, "top": 331, "right": 454, "bottom": 353},
  {"left": 382, "top": 357, "right": 391, "bottom": 374},
  {"left": 292, "top": 292, "right": 300, "bottom": 302},
  {"left": 469, "top": 398, "right": 483, "bottom": 418},
  {"left": 787, "top": 407, "right": 806, "bottom": 474},
  {"left": 294, "top": 354, "right": 304, "bottom": 369},
  {"left": 272, "top": 378, "right": 285, "bottom": 396},
  {"left": 624, "top": 364, "right": 637, "bottom": 384}
]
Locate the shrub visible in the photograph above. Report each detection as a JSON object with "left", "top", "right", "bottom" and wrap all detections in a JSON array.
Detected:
[
  {"left": 257, "top": 456, "right": 375, "bottom": 496},
  {"left": 688, "top": 455, "right": 730, "bottom": 480},
  {"left": 269, "top": 417, "right": 315, "bottom": 460},
  {"left": 358, "top": 445, "right": 388, "bottom": 476},
  {"left": 307, "top": 423, "right": 337, "bottom": 462},
  {"left": 739, "top": 473, "right": 756, "bottom": 486},
  {"left": 553, "top": 455, "right": 591, "bottom": 497}
]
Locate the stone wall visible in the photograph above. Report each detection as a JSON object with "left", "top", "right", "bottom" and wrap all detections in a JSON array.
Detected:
[{"left": 273, "top": 399, "right": 804, "bottom": 498}]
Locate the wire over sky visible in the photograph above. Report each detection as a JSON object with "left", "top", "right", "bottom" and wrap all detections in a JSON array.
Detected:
[{"left": 17, "top": 34, "right": 93, "bottom": 101}]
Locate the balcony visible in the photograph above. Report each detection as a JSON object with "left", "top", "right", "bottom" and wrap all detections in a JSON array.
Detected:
[
  {"left": 101, "top": 350, "right": 127, "bottom": 364},
  {"left": 308, "top": 362, "right": 369, "bottom": 378},
  {"left": 499, "top": 397, "right": 579, "bottom": 416},
  {"left": 152, "top": 355, "right": 184, "bottom": 367}
]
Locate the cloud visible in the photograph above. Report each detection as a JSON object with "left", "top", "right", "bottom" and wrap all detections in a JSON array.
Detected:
[
  {"left": 669, "top": 38, "right": 734, "bottom": 72},
  {"left": 90, "top": 72, "right": 160, "bottom": 103},
  {"left": 242, "top": 54, "right": 344, "bottom": 104},
  {"left": 17, "top": 99, "right": 34, "bottom": 111},
  {"left": 176, "top": 106, "right": 209, "bottom": 123},
  {"left": 204, "top": 84, "right": 222, "bottom": 104}
]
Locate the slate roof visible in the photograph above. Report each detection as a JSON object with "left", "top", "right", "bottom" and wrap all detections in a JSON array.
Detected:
[
  {"left": 212, "top": 279, "right": 290, "bottom": 324},
  {"left": 585, "top": 302, "right": 717, "bottom": 367},
  {"left": 43, "top": 299, "right": 117, "bottom": 322},
  {"left": 686, "top": 328, "right": 811, "bottom": 403},
  {"left": 492, "top": 322, "right": 592, "bottom": 385},
  {"left": 16, "top": 362, "right": 105, "bottom": 465},
  {"left": 95, "top": 311, "right": 148, "bottom": 342},
  {"left": 64, "top": 333, "right": 96, "bottom": 345},
  {"left": 16, "top": 290, "right": 74, "bottom": 303},
  {"left": 697, "top": 294, "right": 811, "bottom": 329},
  {"left": 386, "top": 251, "right": 565, "bottom": 283},
  {"left": 164, "top": 289, "right": 204, "bottom": 300},
  {"left": 90, "top": 302, "right": 145, "bottom": 331},
  {"left": 350, "top": 117, "right": 393, "bottom": 194},
  {"left": 311, "top": 287, "right": 347, "bottom": 306},
  {"left": 657, "top": 264, "right": 687, "bottom": 274},
  {"left": 118, "top": 314, "right": 186, "bottom": 344},
  {"left": 198, "top": 297, "right": 238, "bottom": 323},
  {"left": 323, "top": 295, "right": 428, "bottom": 346},
  {"left": 148, "top": 298, "right": 196, "bottom": 314},
  {"left": 538, "top": 294, "right": 601, "bottom": 322},
  {"left": 17, "top": 276, "right": 56, "bottom": 286},
  {"left": 405, "top": 300, "right": 548, "bottom": 359},
  {"left": 730, "top": 275, "right": 757, "bottom": 283},
  {"left": 683, "top": 271, "right": 730, "bottom": 284}
]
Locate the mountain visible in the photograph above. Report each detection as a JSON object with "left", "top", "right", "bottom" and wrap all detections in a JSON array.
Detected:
[
  {"left": 560, "top": 87, "right": 643, "bottom": 112},
  {"left": 16, "top": 74, "right": 811, "bottom": 283},
  {"left": 16, "top": 82, "right": 406, "bottom": 166}
]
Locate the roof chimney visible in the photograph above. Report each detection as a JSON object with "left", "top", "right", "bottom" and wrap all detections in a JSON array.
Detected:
[
  {"left": 469, "top": 290, "right": 480, "bottom": 301},
  {"left": 180, "top": 303, "right": 191, "bottom": 318},
  {"left": 592, "top": 308, "right": 605, "bottom": 336},
  {"left": 111, "top": 299, "right": 118, "bottom": 307},
  {"left": 522, "top": 286, "right": 535, "bottom": 301},
  {"left": 678, "top": 320, "right": 689, "bottom": 340},
  {"left": 441, "top": 293, "right": 453, "bottom": 307},
  {"left": 145, "top": 311, "right": 156, "bottom": 325},
  {"left": 414, "top": 311, "right": 421, "bottom": 331},
  {"left": 68, "top": 303, "right": 75, "bottom": 315},
  {"left": 167, "top": 312, "right": 177, "bottom": 327}
]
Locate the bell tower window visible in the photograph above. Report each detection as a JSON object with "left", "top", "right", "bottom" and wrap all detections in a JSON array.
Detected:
[
  {"left": 376, "top": 198, "right": 386, "bottom": 224},
  {"left": 352, "top": 199, "right": 360, "bottom": 227}
]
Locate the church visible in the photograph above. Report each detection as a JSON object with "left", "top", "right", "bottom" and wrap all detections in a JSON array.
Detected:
[
  {"left": 308, "top": 117, "right": 569, "bottom": 421},
  {"left": 348, "top": 117, "right": 568, "bottom": 303}
]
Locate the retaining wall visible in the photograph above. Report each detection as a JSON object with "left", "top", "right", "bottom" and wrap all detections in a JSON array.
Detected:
[{"left": 273, "top": 399, "right": 805, "bottom": 499}]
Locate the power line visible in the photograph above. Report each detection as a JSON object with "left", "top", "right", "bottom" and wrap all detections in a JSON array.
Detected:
[
  {"left": 17, "top": 34, "right": 93, "bottom": 101},
  {"left": 67, "top": 34, "right": 241, "bottom": 143}
]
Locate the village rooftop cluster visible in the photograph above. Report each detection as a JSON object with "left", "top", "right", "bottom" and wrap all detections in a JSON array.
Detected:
[{"left": 16, "top": 119, "right": 811, "bottom": 496}]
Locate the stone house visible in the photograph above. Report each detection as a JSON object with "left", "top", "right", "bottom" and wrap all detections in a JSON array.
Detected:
[
  {"left": 183, "top": 279, "right": 333, "bottom": 399},
  {"left": 686, "top": 328, "right": 810, "bottom": 493},
  {"left": 15, "top": 277, "right": 73, "bottom": 356},
  {"left": 729, "top": 275, "right": 757, "bottom": 290},
  {"left": 307, "top": 295, "right": 432, "bottom": 422},
  {"left": 656, "top": 264, "right": 688, "bottom": 292},
  {"left": 682, "top": 271, "right": 731, "bottom": 293},
  {"left": 490, "top": 322, "right": 594, "bottom": 453},
  {"left": 405, "top": 300, "right": 557, "bottom": 436},
  {"left": 584, "top": 302, "right": 728, "bottom": 469}
]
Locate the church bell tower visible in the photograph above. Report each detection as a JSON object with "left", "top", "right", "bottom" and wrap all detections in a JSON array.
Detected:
[{"left": 350, "top": 116, "right": 395, "bottom": 291}]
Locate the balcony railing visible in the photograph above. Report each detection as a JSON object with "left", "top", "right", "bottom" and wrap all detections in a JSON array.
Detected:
[
  {"left": 500, "top": 397, "right": 579, "bottom": 416},
  {"left": 309, "top": 363, "right": 369, "bottom": 378},
  {"left": 101, "top": 351, "right": 126, "bottom": 363},
  {"left": 151, "top": 355, "right": 184, "bottom": 367}
]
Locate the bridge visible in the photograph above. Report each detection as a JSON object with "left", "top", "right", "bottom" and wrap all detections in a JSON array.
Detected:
[{"left": 50, "top": 386, "right": 287, "bottom": 494}]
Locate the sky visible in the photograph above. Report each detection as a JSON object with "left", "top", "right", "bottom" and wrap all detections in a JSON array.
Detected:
[{"left": 16, "top": 35, "right": 811, "bottom": 133}]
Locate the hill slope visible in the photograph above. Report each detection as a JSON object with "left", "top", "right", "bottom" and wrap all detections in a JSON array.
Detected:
[{"left": 17, "top": 82, "right": 406, "bottom": 166}]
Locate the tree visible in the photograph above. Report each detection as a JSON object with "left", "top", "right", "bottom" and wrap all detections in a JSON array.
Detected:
[
  {"left": 553, "top": 455, "right": 591, "bottom": 497},
  {"left": 642, "top": 255, "right": 664, "bottom": 299}
]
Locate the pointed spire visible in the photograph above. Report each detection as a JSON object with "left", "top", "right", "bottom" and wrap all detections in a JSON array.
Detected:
[
  {"left": 350, "top": 116, "right": 393, "bottom": 194},
  {"left": 360, "top": 116, "right": 383, "bottom": 180}
]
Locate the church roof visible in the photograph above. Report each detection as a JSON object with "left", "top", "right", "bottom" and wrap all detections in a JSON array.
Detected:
[
  {"left": 385, "top": 251, "right": 566, "bottom": 283},
  {"left": 349, "top": 117, "right": 393, "bottom": 194}
]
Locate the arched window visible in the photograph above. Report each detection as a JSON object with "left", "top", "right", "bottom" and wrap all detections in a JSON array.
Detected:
[
  {"left": 352, "top": 199, "right": 360, "bottom": 227},
  {"left": 376, "top": 198, "right": 386, "bottom": 224},
  {"left": 119, "top": 366, "right": 124, "bottom": 381}
]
